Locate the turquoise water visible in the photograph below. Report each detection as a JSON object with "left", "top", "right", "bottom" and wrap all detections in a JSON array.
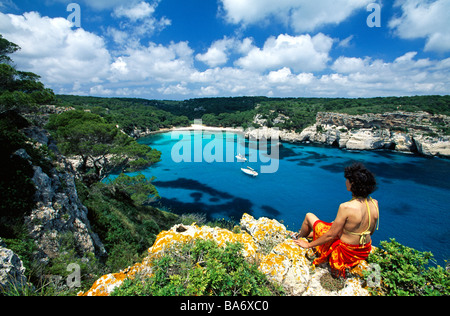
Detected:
[{"left": 132, "top": 130, "right": 450, "bottom": 265}]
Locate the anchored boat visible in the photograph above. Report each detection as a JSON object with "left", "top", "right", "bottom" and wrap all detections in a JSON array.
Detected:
[
  {"left": 235, "top": 153, "right": 247, "bottom": 162},
  {"left": 241, "top": 166, "right": 258, "bottom": 177}
]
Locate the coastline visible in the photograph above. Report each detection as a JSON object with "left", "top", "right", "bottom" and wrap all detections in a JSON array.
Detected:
[
  {"left": 144, "top": 124, "right": 246, "bottom": 136},
  {"left": 139, "top": 122, "right": 450, "bottom": 158}
]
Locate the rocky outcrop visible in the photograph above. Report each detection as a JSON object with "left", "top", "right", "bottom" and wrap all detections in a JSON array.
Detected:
[
  {"left": 246, "top": 111, "right": 450, "bottom": 157},
  {"left": 27, "top": 164, "right": 106, "bottom": 262},
  {"left": 80, "top": 214, "right": 375, "bottom": 296},
  {"left": 0, "top": 238, "right": 29, "bottom": 293},
  {"left": 19, "top": 125, "right": 106, "bottom": 264}
]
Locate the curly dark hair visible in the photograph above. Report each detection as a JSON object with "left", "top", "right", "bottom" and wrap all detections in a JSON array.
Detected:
[{"left": 344, "top": 162, "right": 377, "bottom": 198}]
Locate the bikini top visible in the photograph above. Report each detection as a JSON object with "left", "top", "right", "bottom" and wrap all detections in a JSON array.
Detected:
[{"left": 343, "top": 197, "right": 379, "bottom": 245}]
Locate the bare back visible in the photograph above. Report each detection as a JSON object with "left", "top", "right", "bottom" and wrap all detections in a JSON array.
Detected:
[{"left": 339, "top": 198, "right": 379, "bottom": 245}]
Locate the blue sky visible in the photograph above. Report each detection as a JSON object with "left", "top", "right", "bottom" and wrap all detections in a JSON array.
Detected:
[{"left": 1, "top": 0, "right": 449, "bottom": 100}]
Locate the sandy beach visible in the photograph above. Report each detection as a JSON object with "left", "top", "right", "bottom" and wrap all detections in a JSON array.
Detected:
[{"left": 148, "top": 124, "right": 246, "bottom": 136}]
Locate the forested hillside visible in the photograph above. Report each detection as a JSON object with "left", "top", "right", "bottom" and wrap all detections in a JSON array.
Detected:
[
  {"left": 57, "top": 94, "right": 450, "bottom": 133},
  {"left": 56, "top": 95, "right": 190, "bottom": 135}
]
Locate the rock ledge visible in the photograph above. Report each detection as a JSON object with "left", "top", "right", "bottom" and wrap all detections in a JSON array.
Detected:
[{"left": 80, "top": 214, "right": 375, "bottom": 296}]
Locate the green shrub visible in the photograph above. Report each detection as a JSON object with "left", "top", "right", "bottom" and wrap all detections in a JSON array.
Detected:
[
  {"left": 76, "top": 179, "right": 178, "bottom": 272},
  {"left": 367, "top": 239, "right": 450, "bottom": 296},
  {"left": 111, "top": 240, "right": 285, "bottom": 296}
]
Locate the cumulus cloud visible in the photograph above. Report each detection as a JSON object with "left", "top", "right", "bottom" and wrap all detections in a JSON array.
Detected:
[
  {"left": 109, "top": 41, "right": 195, "bottom": 83},
  {"left": 190, "top": 51, "right": 450, "bottom": 98},
  {"left": 332, "top": 56, "right": 368, "bottom": 73},
  {"left": 195, "top": 37, "right": 254, "bottom": 67},
  {"left": 2, "top": 2, "right": 449, "bottom": 100},
  {"left": 113, "top": 1, "right": 156, "bottom": 21},
  {"left": 235, "top": 33, "right": 333, "bottom": 72},
  {"left": 108, "top": 1, "right": 171, "bottom": 47},
  {"left": 389, "top": 0, "right": 450, "bottom": 53},
  {"left": 219, "top": 0, "right": 372, "bottom": 32},
  {"left": 196, "top": 38, "right": 235, "bottom": 67},
  {"left": 323, "top": 52, "right": 450, "bottom": 96},
  {"left": 0, "top": 11, "right": 111, "bottom": 86}
]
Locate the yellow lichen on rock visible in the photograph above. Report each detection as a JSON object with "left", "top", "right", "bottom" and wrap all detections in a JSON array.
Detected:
[
  {"left": 80, "top": 213, "right": 375, "bottom": 296},
  {"left": 240, "top": 213, "right": 289, "bottom": 248},
  {"left": 79, "top": 272, "right": 127, "bottom": 296},
  {"left": 79, "top": 222, "right": 258, "bottom": 296},
  {"left": 258, "top": 239, "right": 311, "bottom": 295}
]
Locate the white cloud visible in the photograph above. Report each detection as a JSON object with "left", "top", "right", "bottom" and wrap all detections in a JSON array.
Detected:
[
  {"left": 108, "top": 1, "right": 171, "bottom": 47},
  {"left": 110, "top": 57, "right": 129, "bottom": 75},
  {"left": 109, "top": 41, "right": 196, "bottom": 83},
  {"left": 90, "top": 85, "right": 113, "bottom": 95},
  {"left": 0, "top": 11, "right": 111, "bottom": 85},
  {"left": 158, "top": 83, "right": 190, "bottom": 96},
  {"left": 267, "top": 67, "right": 294, "bottom": 83},
  {"left": 195, "top": 37, "right": 254, "bottom": 67},
  {"left": 219, "top": 0, "right": 372, "bottom": 32},
  {"left": 389, "top": 0, "right": 450, "bottom": 53},
  {"left": 113, "top": 1, "right": 155, "bottom": 21},
  {"left": 196, "top": 38, "right": 235, "bottom": 67},
  {"left": 332, "top": 56, "right": 368, "bottom": 73},
  {"left": 235, "top": 33, "right": 333, "bottom": 72},
  {"left": 189, "top": 51, "right": 450, "bottom": 98},
  {"left": 2, "top": 4, "right": 449, "bottom": 100},
  {"left": 338, "top": 35, "right": 354, "bottom": 48},
  {"left": 322, "top": 51, "right": 449, "bottom": 96}
]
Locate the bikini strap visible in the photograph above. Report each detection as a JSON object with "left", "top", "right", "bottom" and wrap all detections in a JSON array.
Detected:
[
  {"left": 344, "top": 197, "right": 379, "bottom": 244},
  {"left": 369, "top": 197, "right": 379, "bottom": 231}
]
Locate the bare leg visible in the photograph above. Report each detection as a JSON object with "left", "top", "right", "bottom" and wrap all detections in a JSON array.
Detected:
[{"left": 298, "top": 213, "right": 319, "bottom": 238}]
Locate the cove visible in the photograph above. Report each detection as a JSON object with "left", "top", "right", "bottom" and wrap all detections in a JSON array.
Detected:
[{"left": 131, "top": 130, "right": 450, "bottom": 265}]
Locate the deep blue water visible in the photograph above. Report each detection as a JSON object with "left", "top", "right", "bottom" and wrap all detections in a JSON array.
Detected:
[{"left": 129, "top": 130, "right": 450, "bottom": 265}]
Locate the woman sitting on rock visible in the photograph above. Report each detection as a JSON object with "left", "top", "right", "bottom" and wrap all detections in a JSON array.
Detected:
[{"left": 294, "top": 162, "right": 379, "bottom": 277}]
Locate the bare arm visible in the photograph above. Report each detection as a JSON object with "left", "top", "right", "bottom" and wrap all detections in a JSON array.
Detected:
[{"left": 295, "top": 205, "right": 348, "bottom": 249}]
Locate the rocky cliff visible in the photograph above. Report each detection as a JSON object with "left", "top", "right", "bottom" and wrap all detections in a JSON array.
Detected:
[
  {"left": 79, "top": 214, "right": 376, "bottom": 296},
  {"left": 26, "top": 150, "right": 106, "bottom": 264},
  {"left": 21, "top": 110, "right": 107, "bottom": 264},
  {"left": 0, "top": 109, "right": 106, "bottom": 290},
  {"left": 247, "top": 111, "right": 450, "bottom": 157}
]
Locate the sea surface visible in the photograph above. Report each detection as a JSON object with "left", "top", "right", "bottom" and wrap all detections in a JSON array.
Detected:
[{"left": 127, "top": 130, "right": 450, "bottom": 265}]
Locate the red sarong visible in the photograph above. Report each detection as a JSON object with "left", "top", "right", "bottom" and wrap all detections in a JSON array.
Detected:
[{"left": 312, "top": 220, "right": 372, "bottom": 277}]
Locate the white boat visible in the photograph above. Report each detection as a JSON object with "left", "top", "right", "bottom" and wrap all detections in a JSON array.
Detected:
[
  {"left": 241, "top": 166, "right": 258, "bottom": 177},
  {"left": 235, "top": 153, "right": 247, "bottom": 162}
]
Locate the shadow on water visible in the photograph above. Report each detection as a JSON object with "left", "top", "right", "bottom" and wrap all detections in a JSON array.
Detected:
[
  {"left": 261, "top": 205, "right": 282, "bottom": 217},
  {"left": 154, "top": 197, "right": 254, "bottom": 220},
  {"left": 190, "top": 192, "right": 203, "bottom": 202},
  {"left": 152, "top": 177, "right": 255, "bottom": 220},
  {"left": 278, "top": 145, "right": 302, "bottom": 159},
  {"left": 387, "top": 202, "right": 414, "bottom": 216},
  {"left": 153, "top": 178, "right": 234, "bottom": 199}
]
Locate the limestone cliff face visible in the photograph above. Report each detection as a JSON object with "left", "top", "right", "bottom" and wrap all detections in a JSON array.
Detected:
[
  {"left": 246, "top": 111, "right": 450, "bottom": 157},
  {"left": 20, "top": 122, "right": 106, "bottom": 264},
  {"left": 80, "top": 214, "right": 374, "bottom": 296},
  {"left": 27, "top": 158, "right": 106, "bottom": 263}
]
